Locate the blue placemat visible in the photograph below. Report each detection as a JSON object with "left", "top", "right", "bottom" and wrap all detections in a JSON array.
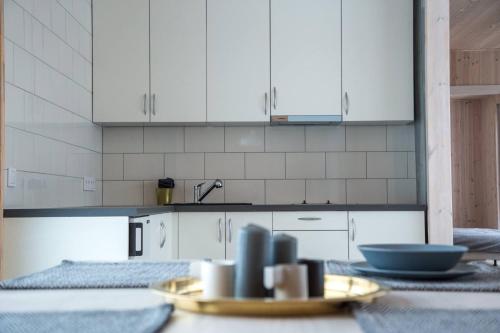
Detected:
[
  {"left": 354, "top": 303, "right": 500, "bottom": 333},
  {"left": 0, "top": 260, "right": 190, "bottom": 289},
  {"left": 0, "top": 304, "right": 172, "bottom": 333},
  {"left": 327, "top": 260, "right": 500, "bottom": 292}
]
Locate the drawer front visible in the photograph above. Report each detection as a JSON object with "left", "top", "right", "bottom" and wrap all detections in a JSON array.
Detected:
[
  {"left": 274, "top": 230, "right": 348, "bottom": 260},
  {"left": 273, "top": 211, "right": 348, "bottom": 231}
]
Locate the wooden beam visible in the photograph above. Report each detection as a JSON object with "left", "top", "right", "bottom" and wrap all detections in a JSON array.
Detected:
[
  {"left": 451, "top": 85, "right": 500, "bottom": 99},
  {"left": 425, "top": 0, "right": 453, "bottom": 244}
]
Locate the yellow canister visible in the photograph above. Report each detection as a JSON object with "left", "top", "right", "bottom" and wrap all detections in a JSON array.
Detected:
[{"left": 156, "top": 188, "right": 173, "bottom": 205}]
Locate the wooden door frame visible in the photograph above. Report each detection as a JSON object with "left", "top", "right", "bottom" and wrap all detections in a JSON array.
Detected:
[{"left": 424, "top": 0, "right": 454, "bottom": 244}]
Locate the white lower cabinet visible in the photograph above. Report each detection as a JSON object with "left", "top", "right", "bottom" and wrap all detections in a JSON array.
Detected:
[
  {"left": 178, "top": 212, "right": 226, "bottom": 260},
  {"left": 134, "top": 213, "right": 179, "bottom": 261},
  {"left": 2, "top": 217, "right": 130, "bottom": 280},
  {"left": 225, "top": 212, "right": 272, "bottom": 259},
  {"left": 274, "top": 231, "right": 348, "bottom": 261},
  {"left": 348, "top": 211, "right": 426, "bottom": 261}
]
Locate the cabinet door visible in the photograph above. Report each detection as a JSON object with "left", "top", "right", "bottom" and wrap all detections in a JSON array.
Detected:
[
  {"left": 225, "top": 212, "right": 272, "bottom": 259},
  {"left": 207, "top": 0, "right": 270, "bottom": 122},
  {"left": 150, "top": 0, "right": 206, "bottom": 122},
  {"left": 93, "top": 0, "right": 150, "bottom": 122},
  {"left": 274, "top": 231, "right": 348, "bottom": 261},
  {"left": 178, "top": 212, "right": 225, "bottom": 260},
  {"left": 271, "top": 0, "right": 341, "bottom": 118},
  {"left": 145, "top": 213, "right": 179, "bottom": 261},
  {"left": 342, "top": 0, "right": 413, "bottom": 122},
  {"left": 348, "top": 211, "right": 425, "bottom": 261}
]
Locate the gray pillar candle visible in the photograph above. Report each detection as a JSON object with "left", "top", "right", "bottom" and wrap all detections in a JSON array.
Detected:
[
  {"left": 234, "top": 224, "right": 271, "bottom": 298},
  {"left": 271, "top": 234, "right": 298, "bottom": 264}
]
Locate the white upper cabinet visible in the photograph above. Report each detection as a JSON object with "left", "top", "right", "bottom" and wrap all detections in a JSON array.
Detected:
[
  {"left": 150, "top": 0, "right": 206, "bottom": 123},
  {"left": 342, "top": 0, "right": 414, "bottom": 122},
  {"left": 93, "top": 0, "right": 150, "bottom": 123},
  {"left": 271, "top": 0, "right": 342, "bottom": 119},
  {"left": 207, "top": 0, "right": 270, "bottom": 122}
]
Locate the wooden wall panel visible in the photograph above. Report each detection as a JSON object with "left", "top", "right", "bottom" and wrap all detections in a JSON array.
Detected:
[
  {"left": 451, "top": 98, "right": 499, "bottom": 229},
  {"left": 451, "top": 49, "right": 500, "bottom": 85}
]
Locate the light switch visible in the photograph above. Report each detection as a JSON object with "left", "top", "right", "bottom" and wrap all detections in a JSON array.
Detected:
[
  {"left": 7, "top": 168, "right": 16, "bottom": 188},
  {"left": 83, "top": 177, "right": 96, "bottom": 191}
]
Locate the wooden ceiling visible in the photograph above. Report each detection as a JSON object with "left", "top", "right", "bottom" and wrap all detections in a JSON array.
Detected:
[{"left": 450, "top": 0, "right": 500, "bottom": 50}]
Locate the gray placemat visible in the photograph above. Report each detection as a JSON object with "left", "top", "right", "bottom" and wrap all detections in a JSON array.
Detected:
[
  {"left": 0, "top": 304, "right": 172, "bottom": 333},
  {"left": 0, "top": 260, "right": 190, "bottom": 289},
  {"left": 327, "top": 260, "right": 500, "bottom": 292},
  {"left": 354, "top": 303, "right": 500, "bottom": 333}
]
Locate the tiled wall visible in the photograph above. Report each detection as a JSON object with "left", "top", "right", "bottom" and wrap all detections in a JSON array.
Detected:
[
  {"left": 102, "top": 125, "right": 416, "bottom": 206},
  {"left": 3, "top": 0, "right": 102, "bottom": 208}
]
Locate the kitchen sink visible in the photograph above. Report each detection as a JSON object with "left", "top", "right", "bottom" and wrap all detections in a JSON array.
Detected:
[{"left": 169, "top": 203, "right": 253, "bottom": 206}]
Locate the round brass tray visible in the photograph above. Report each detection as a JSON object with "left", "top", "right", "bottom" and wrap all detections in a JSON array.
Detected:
[{"left": 151, "top": 274, "right": 387, "bottom": 316}]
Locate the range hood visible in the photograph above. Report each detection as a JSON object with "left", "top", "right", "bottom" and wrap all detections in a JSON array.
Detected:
[{"left": 271, "top": 115, "right": 342, "bottom": 125}]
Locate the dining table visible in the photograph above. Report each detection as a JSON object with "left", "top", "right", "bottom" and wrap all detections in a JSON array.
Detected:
[{"left": 2, "top": 287, "right": 500, "bottom": 332}]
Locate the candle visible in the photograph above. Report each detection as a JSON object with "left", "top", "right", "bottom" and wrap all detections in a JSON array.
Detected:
[
  {"left": 271, "top": 234, "right": 298, "bottom": 264},
  {"left": 234, "top": 224, "right": 271, "bottom": 298}
]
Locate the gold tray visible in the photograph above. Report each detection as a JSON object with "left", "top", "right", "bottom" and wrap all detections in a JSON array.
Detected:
[{"left": 151, "top": 274, "right": 387, "bottom": 316}]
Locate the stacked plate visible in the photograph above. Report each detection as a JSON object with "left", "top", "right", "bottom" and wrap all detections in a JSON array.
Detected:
[{"left": 352, "top": 244, "right": 474, "bottom": 280}]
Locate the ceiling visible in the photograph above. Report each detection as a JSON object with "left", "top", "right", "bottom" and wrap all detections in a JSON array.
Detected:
[{"left": 450, "top": 0, "right": 500, "bottom": 50}]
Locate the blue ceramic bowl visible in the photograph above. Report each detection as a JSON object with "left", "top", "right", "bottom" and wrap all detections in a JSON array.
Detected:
[{"left": 358, "top": 244, "right": 468, "bottom": 271}]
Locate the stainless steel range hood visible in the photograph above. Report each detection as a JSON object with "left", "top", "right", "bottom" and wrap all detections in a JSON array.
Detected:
[{"left": 271, "top": 115, "right": 343, "bottom": 125}]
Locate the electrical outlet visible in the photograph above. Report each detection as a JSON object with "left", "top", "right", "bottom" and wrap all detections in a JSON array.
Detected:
[
  {"left": 7, "top": 168, "right": 16, "bottom": 188},
  {"left": 83, "top": 177, "right": 96, "bottom": 191}
]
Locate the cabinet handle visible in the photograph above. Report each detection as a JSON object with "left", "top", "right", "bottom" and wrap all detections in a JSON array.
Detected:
[
  {"left": 344, "top": 92, "right": 349, "bottom": 115},
  {"left": 143, "top": 93, "right": 147, "bottom": 115},
  {"left": 351, "top": 218, "right": 356, "bottom": 241},
  {"left": 228, "top": 218, "right": 232, "bottom": 243},
  {"left": 151, "top": 93, "right": 156, "bottom": 115},
  {"left": 273, "top": 86, "right": 277, "bottom": 110},
  {"left": 160, "top": 222, "right": 166, "bottom": 249},
  {"left": 264, "top": 92, "right": 268, "bottom": 115},
  {"left": 217, "top": 218, "right": 222, "bottom": 243},
  {"left": 297, "top": 217, "right": 322, "bottom": 221}
]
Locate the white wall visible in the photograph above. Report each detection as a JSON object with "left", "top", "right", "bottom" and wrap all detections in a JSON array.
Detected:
[
  {"left": 3, "top": 0, "right": 102, "bottom": 208},
  {"left": 102, "top": 125, "right": 417, "bottom": 206}
]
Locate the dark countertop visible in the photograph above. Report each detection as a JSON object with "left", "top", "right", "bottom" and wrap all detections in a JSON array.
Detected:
[{"left": 4, "top": 204, "right": 426, "bottom": 218}]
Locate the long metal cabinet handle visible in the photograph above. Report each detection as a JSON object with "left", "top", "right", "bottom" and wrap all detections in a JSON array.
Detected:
[
  {"left": 217, "top": 218, "right": 222, "bottom": 243},
  {"left": 143, "top": 93, "right": 147, "bottom": 115},
  {"left": 151, "top": 94, "right": 156, "bottom": 115},
  {"left": 351, "top": 218, "right": 356, "bottom": 241},
  {"left": 228, "top": 218, "right": 232, "bottom": 243},
  {"left": 160, "top": 222, "right": 166, "bottom": 248},
  {"left": 273, "top": 87, "right": 277, "bottom": 109},
  {"left": 264, "top": 93, "right": 268, "bottom": 115},
  {"left": 297, "top": 217, "right": 322, "bottom": 221},
  {"left": 344, "top": 92, "right": 349, "bottom": 115}
]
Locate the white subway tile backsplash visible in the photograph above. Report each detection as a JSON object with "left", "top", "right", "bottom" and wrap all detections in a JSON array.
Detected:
[
  {"left": 225, "top": 180, "right": 265, "bottom": 204},
  {"left": 346, "top": 126, "right": 386, "bottom": 151},
  {"left": 144, "top": 127, "right": 184, "bottom": 153},
  {"left": 5, "top": 0, "right": 25, "bottom": 47},
  {"left": 225, "top": 127, "right": 264, "bottom": 152},
  {"left": 245, "top": 153, "right": 285, "bottom": 179},
  {"left": 103, "top": 127, "right": 143, "bottom": 153},
  {"left": 103, "top": 154, "right": 124, "bottom": 181},
  {"left": 73, "top": 0, "right": 92, "bottom": 33},
  {"left": 165, "top": 153, "right": 204, "bottom": 180},
  {"left": 65, "top": 14, "right": 79, "bottom": 50},
  {"left": 4, "top": 0, "right": 99, "bottom": 209},
  {"left": 124, "top": 154, "right": 164, "bottom": 180},
  {"left": 326, "top": 152, "right": 366, "bottom": 178},
  {"left": 388, "top": 179, "right": 417, "bottom": 204},
  {"left": 306, "top": 179, "right": 346, "bottom": 204},
  {"left": 286, "top": 153, "right": 325, "bottom": 179},
  {"left": 387, "top": 125, "right": 415, "bottom": 151},
  {"left": 367, "top": 152, "right": 407, "bottom": 178},
  {"left": 266, "top": 180, "right": 305, "bottom": 204},
  {"left": 103, "top": 181, "right": 143, "bottom": 206},
  {"left": 205, "top": 153, "right": 245, "bottom": 180},
  {"left": 347, "top": 179, "right": 387, "bottom": 204},
  {"left": 305, "top": 126, "right": 345, "bottom": 152},
  {"left": 265, "top": 126, "right": 305, "bottom": 152},
  {"left": 185, "top": 127, "right": 224, "bottom": 152},
  {"left": 14, "top": 46, "right": 35, "bottom": 92}
]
